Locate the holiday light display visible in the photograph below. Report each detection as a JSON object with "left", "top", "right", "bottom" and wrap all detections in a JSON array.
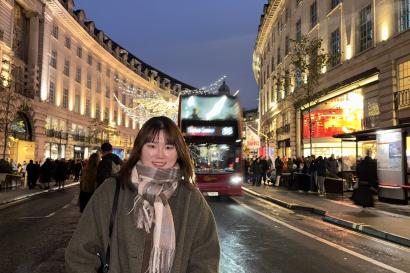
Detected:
[{"left": 114, "top": 76, "right": 229, "bottom": 124}]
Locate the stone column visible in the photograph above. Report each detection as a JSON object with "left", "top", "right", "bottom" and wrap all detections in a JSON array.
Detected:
[
  {"left": 39, "top": 9, "right": 52, "bottom": 101},
  {"left": 27, "top": 12, "right": 39, "bottom": 67}
]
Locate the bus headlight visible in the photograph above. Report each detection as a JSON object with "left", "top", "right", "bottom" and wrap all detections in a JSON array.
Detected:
[{"left": 230, "top": 175, "right": 242, "bottom": 185}]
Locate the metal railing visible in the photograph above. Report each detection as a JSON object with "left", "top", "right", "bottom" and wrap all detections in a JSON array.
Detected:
[{"left": 395, "top": 89, "right": 410, "bottom": 110}]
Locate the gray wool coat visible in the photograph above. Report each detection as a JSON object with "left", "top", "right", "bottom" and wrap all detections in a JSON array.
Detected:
[{"left": 65, "top": 178, "right": 220, "bottom": 273}]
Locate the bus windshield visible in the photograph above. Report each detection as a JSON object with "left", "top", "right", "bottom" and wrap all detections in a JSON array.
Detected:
[{"left": 188, "top": 143, "right": 241, "bottom": 174}]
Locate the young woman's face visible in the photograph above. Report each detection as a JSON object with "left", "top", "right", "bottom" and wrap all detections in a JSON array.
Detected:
[{"left": 140, "top": 130, "right": 178, "bottom": 169}]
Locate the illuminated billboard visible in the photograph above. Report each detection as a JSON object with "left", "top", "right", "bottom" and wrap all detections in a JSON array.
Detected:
[
  {"left": 303, "top": 90, "right": 363, "bottom": 139},
  {"left": 180, "top": 95, "right": 240, "bottom": 121}
]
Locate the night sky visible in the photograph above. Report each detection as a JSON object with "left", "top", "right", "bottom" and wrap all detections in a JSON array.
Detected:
[{"left": 74, "top": 0, "right": 267, "bottom": 110}]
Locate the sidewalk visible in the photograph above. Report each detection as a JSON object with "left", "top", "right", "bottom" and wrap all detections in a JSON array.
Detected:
[
  {"left": 243, "top": 183, "right": 410, "bottom": 247},
  {"left": 0, "top": 180, "right": 79, "bottom": 206}
]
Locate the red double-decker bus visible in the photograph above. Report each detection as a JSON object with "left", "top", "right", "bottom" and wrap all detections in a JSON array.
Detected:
[{"left": 178, "top": 94, "right": 243, "bottom": 196}]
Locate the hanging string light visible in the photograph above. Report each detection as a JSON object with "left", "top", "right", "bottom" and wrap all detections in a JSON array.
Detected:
[{"left": 114, "top": 76, "right": 228, "bottom": 124}]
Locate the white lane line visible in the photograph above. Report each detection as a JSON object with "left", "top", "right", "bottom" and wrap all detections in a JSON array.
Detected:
[
  {"left": 17, "top": 202, "right": 71, "bottom": 220},
  {"left": 234, "top": 198, "right": 408, "bottom": 273}
]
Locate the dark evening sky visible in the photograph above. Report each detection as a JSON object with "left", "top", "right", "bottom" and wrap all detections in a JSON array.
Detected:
[{"left": 75, "top": 0, "right": 267, "bottom": 110}]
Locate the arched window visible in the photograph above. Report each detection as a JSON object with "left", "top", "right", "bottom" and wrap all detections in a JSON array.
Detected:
[{"left": 11, "top": 112, "right": 32, "bottom": 141}]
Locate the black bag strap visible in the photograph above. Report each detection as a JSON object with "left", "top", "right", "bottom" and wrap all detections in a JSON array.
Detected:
[{"left": 101, "top": 177, "right": 120, "bottom": 273}]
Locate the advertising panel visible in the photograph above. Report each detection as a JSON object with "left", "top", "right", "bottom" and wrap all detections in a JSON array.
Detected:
[{"left": 303, "top": 90, "right": 363, "bottom": 139}]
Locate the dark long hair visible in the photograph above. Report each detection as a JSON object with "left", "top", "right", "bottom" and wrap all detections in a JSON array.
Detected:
[{"left": 117, "top": 116, "right": 196, "bottom": 191}]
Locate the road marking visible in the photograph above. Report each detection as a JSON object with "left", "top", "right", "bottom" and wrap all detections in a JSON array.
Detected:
[
  {"left": 17, "top": 202, "right": 71, "bottom": 220},
  {"left": 234, "top": 198, "right": 408, "bottom": 273}
]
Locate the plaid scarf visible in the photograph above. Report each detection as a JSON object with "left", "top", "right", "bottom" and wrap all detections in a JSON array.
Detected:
[{"left": 129, "top": 161, "right": 180, "bottom": 273}]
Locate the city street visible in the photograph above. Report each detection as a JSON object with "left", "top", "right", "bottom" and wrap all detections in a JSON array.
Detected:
[{"left": 1, "top": 186, "right": 409, "bottom": 273}]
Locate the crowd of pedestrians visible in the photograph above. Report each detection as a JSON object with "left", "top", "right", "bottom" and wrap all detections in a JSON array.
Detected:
[{"left": 244, "top": 153, "right": 378, "bottom": 203}]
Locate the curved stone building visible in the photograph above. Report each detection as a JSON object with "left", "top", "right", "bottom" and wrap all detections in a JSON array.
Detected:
[
  {"left": 0, "top": 0, "right": 194, "bottom": 162},
  {"left": 253, "top": 0, "right": 410, "bottom": 159}
]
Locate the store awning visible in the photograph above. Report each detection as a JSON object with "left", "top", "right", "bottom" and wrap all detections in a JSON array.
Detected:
[{"left": 333, "top": 123, "right": 410, "bottom": 140}]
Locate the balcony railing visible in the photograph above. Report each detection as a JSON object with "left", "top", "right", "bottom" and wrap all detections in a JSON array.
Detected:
[
  {"left": 395, "top": 89, "right": 410, "bottom": 110},
  {"left": 276, "top": 124, "right": 290, "bottom": 135}
]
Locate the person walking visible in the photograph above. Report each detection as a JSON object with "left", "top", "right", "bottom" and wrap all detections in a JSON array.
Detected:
[
  {"left": 79, "top": 153, "right": 100, "bottom": 212},
  {"left": 274, "top": 156, "right": 283, "bottom": 186},
  {"left": 40, "top": 158, "right": 52, "bottom": 189},
  {"left": 96, "top": 142, "right": 123, "bottom": 187},
  {"left": 65, "top": 116, "right": 220, "bottom": 273},
  {"left": 55, "top": 159, "right": 68, "bottom": 189},
  {"left": 352, "top": 155, "right": 378, "bottom": 208},
  {"left": 316, "top": 156, "right": 327, "bottom": 196},
  {"left": 74, "top": 160, "right": 82, "bottom": 182},
  {"left": 26, "top": 160, "right": 36, "bottom": 189}
]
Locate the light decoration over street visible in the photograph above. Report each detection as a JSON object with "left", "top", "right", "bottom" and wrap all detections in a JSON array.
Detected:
[{"left": 113, "top": 75, "right": 232, "bottom": 124}]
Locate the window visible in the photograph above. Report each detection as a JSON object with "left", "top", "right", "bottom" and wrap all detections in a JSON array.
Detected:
[
  {"left": 65, "top": 37, "right": 71, "bottom": 49},
  {"left": 330, "top": 28, "right": 341, "bottom": 67},
  {"left": 87, "top": 73, "right": 92, "bottom": 89},
  {"left": 285, "top": 8, "right": 289, "bottom": 24},
  {"left": 87, "top": 54, "right": 93, "bottom": 65},
  {"left": 96, "top": 103, "right": 101, "bottom": 119},
  {"left": 75, "top": 67, "right": 82, "bottom": 83},
  {"left": 105, "top": 87, "right": 110, "bottom": 98},
  {"left": 330, "top": 0, "right": 340, "bottom": 10},
  {"left": 50, "top": 50, "right": 57, "bottom": 68},
  {"left": 49, "top": 81, "right": 55, "bottom": 104},
  {"left": 63, "top": 88, "right": 69, "bottom": 109},
  {"left": 284, "top": 71, "right": 290, "bottom": 96},
  {"left": 86, "top": 99, "right": 90, "bottom": 116},
  {"left": 271, "top": 56, "right": 275, "bottom": 73},
  {"left": 104, "top": 107, "right": 109, "bottom": 122},
  {"left": 398, "top": 60, "right": 410, "bottom": 91},
  {"left": 114, "top": 110, "right": 118, "bottom": 123},
  {"left": 51, "top": 25, "right": 59, "bottom": 39},
  {"left": 122, "top": 94, "right": 126, "bottom": 104},
  {"left": 63, "top": 60, "right": 70, "bottom": 77},
  {"left": 97, "top": 62, "right": 102, "bottom": 72},
  {"left": 310, "top": 1, "right": 318, "bottom": 28},
  {"left": 74, "top": 95, "right": 80, "bottom": 113},
  {"left": 296, "top": 69, "right": 302, "bottom": 88},
  {"left": 296, "top": 19, "right": 302, "bottom": 41},
  {"left": 106, "top": 67, "right": 111, "bottom": 77},
  {"left": 285, "top": 36, "right": 290, "bottom": 55},
  {"left": 359, "top": 5, "right": 373, "bottom": 52},
  {"left": 96, "top": 79, "right": 101, "bottom": 93},
  {"left": 277, "top": 47, "right": 281, "bottom": 64},
  {"left": 399, "top": 0, "right": 410, "bottom": 32},
  {"left": 77, "top": 47, "right": 82, "bottom": 58}
]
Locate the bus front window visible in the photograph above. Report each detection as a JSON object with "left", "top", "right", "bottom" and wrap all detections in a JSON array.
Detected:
[{"left": 189, "top": 143, "right": 241, "bottom": 174}]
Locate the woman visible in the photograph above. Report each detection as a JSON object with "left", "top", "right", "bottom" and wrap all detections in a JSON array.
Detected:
[
  {"left": 79, "top": 153, "right": 100, "bottom": 212},
  {"left": 65, "top": 116, "right": 220, "bottom": 273}
]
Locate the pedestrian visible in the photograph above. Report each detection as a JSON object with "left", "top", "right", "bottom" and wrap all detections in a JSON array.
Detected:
[
  {"left": 26, "top": 160, "right": 36, "bottom": 189},
  {"left": 40, "top": 158, "right": 52, "bottom": 189},
  {"left": 274, "top": 156, "right": 283, "bottom": 186},
  {"left": 65, "top": 116, "right": 220, "bottom": 273},
  {"left": 79, "top": 153, "right": 100, "bottom": 212},
  {"left": 96, "top": 142, "right": 123, "bottom": 187},
  {"left": 326, "top": 154, "right": 339, "bottom": 177},
  {"left": 316, "top": 156, "right": 326, "bottom": 196},
  {"left": 55, "top": 159, "right": 68, "bottom": 189},
  {"left": 74, "top": 160, "right": 82, "bottom": 182},
  {"left": 352, "top": 155, "right": 378, "bottom": 208},
  {"left": 260, "top": 155, "right": 269, "bottom": 185},
  {"left": 252, "top": 157, "right": 262, "bottom": 186}
]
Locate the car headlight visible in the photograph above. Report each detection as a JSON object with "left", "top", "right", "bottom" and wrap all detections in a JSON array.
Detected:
[{"left": 230, "top": 175, "right": 242, "bottom": 185}]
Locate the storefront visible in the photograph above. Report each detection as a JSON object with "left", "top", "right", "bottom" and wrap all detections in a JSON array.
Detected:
[
  {"left": 301, "top": 90, "right": 364, "bottom": 158},
  {"left": 335, "top": 124, "right": 410, "bottom": 204}
]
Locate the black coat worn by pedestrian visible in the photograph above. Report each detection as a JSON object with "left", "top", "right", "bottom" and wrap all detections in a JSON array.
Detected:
[
  {"left": 352, "top": 156, "right": 378, "bottom": 207},
  {"left": 96, "top": 153, "right": 122, "bottom": 187}
]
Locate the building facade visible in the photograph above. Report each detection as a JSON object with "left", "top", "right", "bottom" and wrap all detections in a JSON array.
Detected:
[
  {"left": 253, "top": 0, "right": 410, "bottom": 202},
  {"left": 253, "top": 0, "right": 410, "bottom": 159},
  {"left": 0, "top": 0, "right": 194, "bottom": 163}
]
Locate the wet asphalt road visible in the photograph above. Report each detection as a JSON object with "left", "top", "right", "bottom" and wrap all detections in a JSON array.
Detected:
[
  {"left": 210, "top": 194, "right": 410, "bottom": 273},
  {"left": 1, "top": 186, "right": 409, "bottom": 273}
]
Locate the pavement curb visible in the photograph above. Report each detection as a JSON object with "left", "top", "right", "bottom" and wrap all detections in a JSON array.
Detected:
[
  {"left": 0, "top": 182, "right": 79, "bottom": 207},
  {"left": 242, "top": 186, "right": 410, "bottom": 248},
  {"left": 323, "top": 215, "right": 410, "bottom": 247}
]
